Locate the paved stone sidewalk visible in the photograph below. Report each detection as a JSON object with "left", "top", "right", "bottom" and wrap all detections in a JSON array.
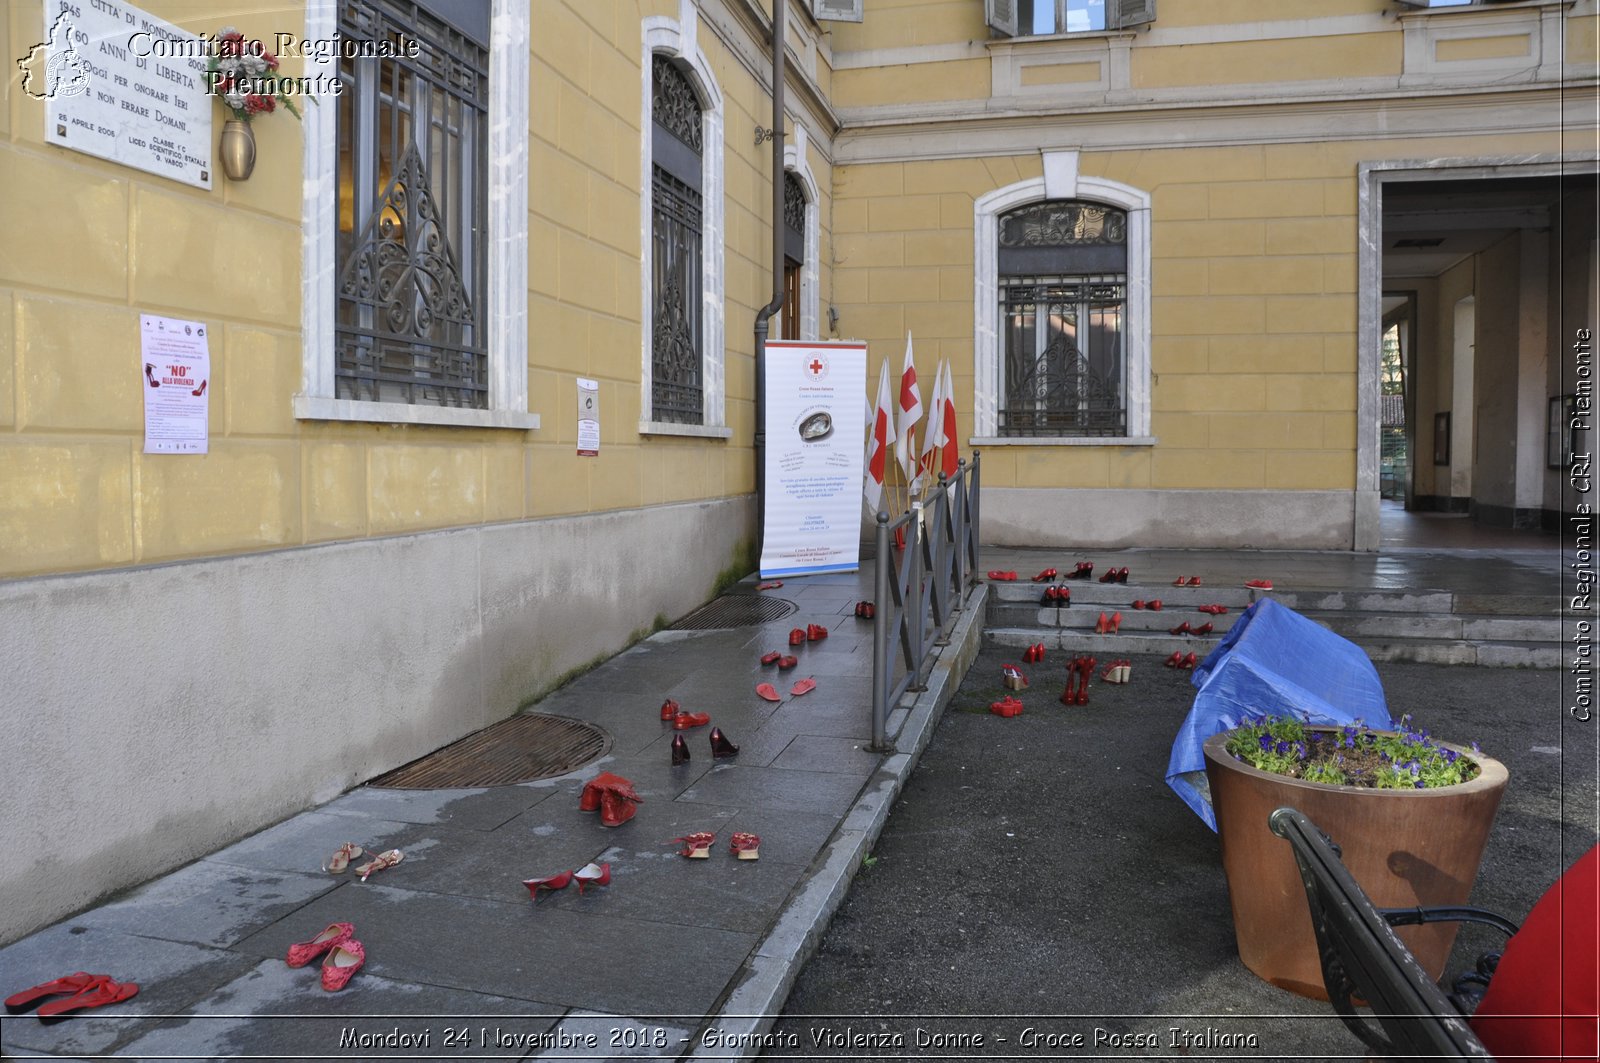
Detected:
[{"left": 0, "top": 568, "right": 984, "bottom": 1061}]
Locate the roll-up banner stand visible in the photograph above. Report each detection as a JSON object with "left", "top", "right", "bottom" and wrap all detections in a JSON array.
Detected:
[{"left": 759, "top": 340, "right": 868, "bottom": 578}]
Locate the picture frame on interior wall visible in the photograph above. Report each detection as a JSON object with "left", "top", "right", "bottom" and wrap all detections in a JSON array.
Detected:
[{"left": 1434, "top": 412, "right": 1451, "bottom": 466}]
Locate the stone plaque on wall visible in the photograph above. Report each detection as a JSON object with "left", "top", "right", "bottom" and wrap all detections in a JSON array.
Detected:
[{"left": 31, "top": 0, "right": 212, "bottom": 188}]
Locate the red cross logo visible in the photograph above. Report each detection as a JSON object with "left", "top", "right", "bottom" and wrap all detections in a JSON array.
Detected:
[{"left": 809, "top": 359, "right": 824, "bottom": 375}]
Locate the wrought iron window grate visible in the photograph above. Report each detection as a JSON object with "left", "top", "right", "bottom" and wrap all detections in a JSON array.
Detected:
[
  {"left": 652, "top": 168, "right": 704, "bottom": 424},
  {"left": 335, "top": 0, "right": 488, "bottom": 409},
  {"left": 998, "top": 274, "right": 1127, "bottom": 437}
]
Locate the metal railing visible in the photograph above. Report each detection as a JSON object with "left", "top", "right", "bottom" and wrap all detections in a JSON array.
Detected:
[{"left": 870, "top": 454, "right": 982, "bottom": 750}]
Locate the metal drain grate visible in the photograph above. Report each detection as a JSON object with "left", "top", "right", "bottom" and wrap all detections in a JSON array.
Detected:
[
  {"left": 671, "top": 594, "right": 797, "bottom": 630},
  {"left": 368, "top": 713, "right": 610, "bottom": 789}
]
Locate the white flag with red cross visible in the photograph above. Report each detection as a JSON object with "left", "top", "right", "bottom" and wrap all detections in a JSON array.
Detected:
[
  {"left": 893, "top": 332, "right": 923, "bottom": 483},
  {"left": 863, "top": 358, "right": 897, "bottom": 515}
]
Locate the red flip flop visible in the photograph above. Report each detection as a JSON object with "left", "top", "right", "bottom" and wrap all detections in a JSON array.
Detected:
[
  {"left": 36, "top": 977, "right": 138, "bottom": 1020},
  {"left": 755, "top": 683, "right": 781, "bottom": 702},
  {"left": 757, "top": 581, "right": 784, "bottom": 590},
  {"left": 789, "top": 677, "right": 816, "bottom": 697},
  {"left": 5, "top": 972, "right": 106, "bottom": 1013}
]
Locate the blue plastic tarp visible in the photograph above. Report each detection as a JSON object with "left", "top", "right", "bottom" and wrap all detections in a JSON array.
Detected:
[{"left": 1166, "top": 598, "right": 1392, "bottom": 830}]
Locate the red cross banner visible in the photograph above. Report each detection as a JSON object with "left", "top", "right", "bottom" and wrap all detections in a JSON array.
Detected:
[{"left": 760, "top": 340, "right": 868, "bottom": 578}]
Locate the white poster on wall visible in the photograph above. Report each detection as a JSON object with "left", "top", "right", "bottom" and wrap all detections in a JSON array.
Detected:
[
  {"left": 760, "top": 340, "right": 868, "bottom": 578},
  {"left": 577, "top": 377, "right": 600, "bottom": 456},
  {"left": 140, "top": 313, "right": 210, "bottom": 454},
  {"left": 31, "top": 0, "right": 213, "bottom": 188}
]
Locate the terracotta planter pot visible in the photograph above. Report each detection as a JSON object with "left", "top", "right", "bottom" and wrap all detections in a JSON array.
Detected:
[{"left": 1203, "top": 729, "right": 1508, "bottom": 1001}]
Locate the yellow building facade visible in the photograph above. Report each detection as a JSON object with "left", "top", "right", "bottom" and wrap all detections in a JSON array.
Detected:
[{"left": 0, "top": 0, "right": 1594, "bottom": 942}]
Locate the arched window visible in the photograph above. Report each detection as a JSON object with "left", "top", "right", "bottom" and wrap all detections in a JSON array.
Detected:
[
  {"left": 650, "top": 55, "right": 705, "bottom": 425},
  {"left": 997, "top": 200, "right": 1128, "bottom": 436}
]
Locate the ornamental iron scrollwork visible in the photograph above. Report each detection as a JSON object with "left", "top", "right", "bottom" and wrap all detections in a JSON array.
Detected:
[
  {"left": 784, "top": 172, "right": 807, "bottom": 236},
  {"left": 999, "top": 200, "right": 1126, "bottom": 248},
  {"left": 653, "top": 55, "right": 703, "bottom": 155},
  {"left": 999, "top": 280, "right": 1126, "bottom": 437},
  {"left": 652, "top": 167, "right": 704, "bottom": 424},
  {"left": 336, "top": 141, "right": 484, "bottom": 406}
]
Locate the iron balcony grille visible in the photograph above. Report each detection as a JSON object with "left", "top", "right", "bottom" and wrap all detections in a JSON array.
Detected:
[
  {"left": 999, "top": 275, "right": 1127, "bottom": 438},
  {"left": 335, "top": 0, "right": 489, "bottom": 409}
]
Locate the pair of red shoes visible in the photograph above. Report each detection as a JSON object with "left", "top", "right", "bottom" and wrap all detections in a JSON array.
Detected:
[
  {"left": 1094, "top": 611, "right": 1122, "bottom": 635},
  {"left": 676, "top": 831, "right": 761, "bottom": 859},
  {"left": 524, "top": 862, "right": 611, "bottom": 899},
  {"left": 5, "top": 972, "right": 140, "bottom": 1020},
  {"left": 1197, "top": 604, "right": 1230, "bottom": 615},
  {"left": 853, "top": 600, "right": 875, "bottom": 619},
  {"left": 580, "top": 771, "right": 643, "bottom": 826},
  {"left": 756, "top": 677, "right": 815, "bottom": 702},
  {"left": 987, "top": 570, "right": 1018, "bottom": 581},
  {"left": 1165, "top": 651, "right": 1199, "bottom": 670},
  {"left": 1097, "top": 567, "right": 1130, "bottom": 584},
  {"left": 659, "top": 699, "right": 710, "bottom": 730},
  {"left": 1040, "top": 585, "right": 1071, "bottom": 606},
  {"left": 1173, "top": 575, "right": 1203, "bottom": 586},
  {"left": 1169, "top": 621, "right": 1215, "bottom": 637},
  {"left": 990, "top": 695, "right": 1024, "bottom": 717},
  {"left": 671, "top": 727, "right": 742, "bottom": 763},
  {"left": 1021, "top": 643, "right": 1046, "bottom": 664},
  {"left": 1064, "top": 562, "right": 1095, "bottom": 580},
  {"left": 1131, "top": 599, "right": 1163, "bottom": 611},
  {"left": 1031, "top": 567, "right": 1059, "bottom": 582},
  {"left": 788, "top": 624, "right": 828, "bottom": 645},
  {"left": 286, "top": 922, "right": 366, "bottom": 991},
  {"left": 759, "top": 651, "right": 799, "bottom": 669},
  {"left": 1060, "top": 656, "right": 1096, "bottom": 705}
]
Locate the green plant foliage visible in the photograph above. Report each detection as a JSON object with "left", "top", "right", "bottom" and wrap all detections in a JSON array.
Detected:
[{"left": 1224, "top": 713, "right": 1481, "bottom": 790}]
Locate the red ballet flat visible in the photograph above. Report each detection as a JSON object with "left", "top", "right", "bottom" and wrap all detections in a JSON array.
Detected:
[
  {"left": 286, "top": 922, "right": 355, "bottom": 968},
  {"left": 320, "top": 941, "right": 364, "bottom": 992},
  {"left": 672, "top": 711, "right": 711, "bottom": 730}
]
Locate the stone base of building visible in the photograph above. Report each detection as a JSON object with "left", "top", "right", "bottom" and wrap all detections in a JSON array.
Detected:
[
  {"left": 980, "top": 488, "right": 1357, "bottom": 550},
  {"left": 0, "top": 496, "right": 755, "bottom": 946}
]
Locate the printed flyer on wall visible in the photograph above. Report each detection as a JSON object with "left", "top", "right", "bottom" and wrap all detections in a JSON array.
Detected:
[
  {"left": 140, "top": 313, "right": 210, "bottom": 454},
  {"left": 759, "top": 340, "right": 868, "bottom": 578}
]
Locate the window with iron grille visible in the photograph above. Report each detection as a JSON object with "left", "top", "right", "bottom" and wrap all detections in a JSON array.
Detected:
[
  {"left": 650, "top": 56, "right": 705, "bottom": 425},
  {"left": 335, "top": 0, "right": 488, "bottom": 409},
  {"left": 997, "top": 201, "right": 1127, "bottom": 437}
]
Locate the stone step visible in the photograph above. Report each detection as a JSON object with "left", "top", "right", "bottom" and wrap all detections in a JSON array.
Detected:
[
  {"left": 1299, "top": 611, "right": 1563, "bottom": 643},
  {"left": 988, "top": 581, "right": 1260, "bottom": 609},
  {"left": 990, "top": 603, "right": 1238, "bottom": 633},
  {"left": 988, "top": 626, "right": 1222, "bottom": 658},
  {"left": 990, "top": 581, "right": 1575, "bottom": 617},
  {"left": 1361, "top": 640, "right": 1563, "bottom": 669}
]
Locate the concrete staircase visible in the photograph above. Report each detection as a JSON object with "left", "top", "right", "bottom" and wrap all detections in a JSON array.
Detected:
[{"left": 986, "top": 577, "right": 1565, "bottom": 668}]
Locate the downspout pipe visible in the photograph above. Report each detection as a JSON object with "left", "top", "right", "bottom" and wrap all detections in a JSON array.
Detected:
[{"left": 753, "top": 0, "right": 785, "bottom": 565}]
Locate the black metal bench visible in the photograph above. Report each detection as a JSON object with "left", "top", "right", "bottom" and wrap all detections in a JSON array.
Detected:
[{"left": 1268, "top": 806, "right": 1519, "bottom": 1060}]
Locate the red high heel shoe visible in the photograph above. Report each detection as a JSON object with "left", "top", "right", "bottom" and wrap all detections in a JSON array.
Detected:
[
  {"left": 1115, "top": 567, "right": 1130, "bottom": 583},
  {"left": 1169, "top": 621, "right": 1192, "bottom": 636},
  {"left": 1097, "top": 569, "right": 1116, "bottom": 583},
  {"left": 1032, "top": 567, "right": 1058, "bottom": 582},
  {"left": 1022, "top": 643, "right": 1045, "bottom": 664},
  {"left": 730, "top": 833, "right": 761, "bottom": 860},
  {"left": 572, "top": 862, "right": 611, "bottom": 894},
  {"left": 676, "top": 832, "right": 715, "bottom": 858},
  {"left": 1198, "top": 604, "right": 1230, "bottom": 615},
  {"left": 990, "top": 695, "right": 1024, "bottom": 717},
  {"left": 659, "top": 698, "right": 680, "bottom": 721},
  {"left": 1067, "top": 562, "right": 1093, "bottom": 580},
  {"left": 522, "top": 870, "right": 572, "bottom": 897},
  {"left": 1095, "top": 611, "right": 1109, "bottom": 634},
  {"left": 1193, "top": 622, "right": 1215, "bottom": 636},
  {"left": 1041, "top": 586, "right": 1059, "bottom": 605},
  {"left": 671, "top": 733, "right": 690, "bottom": 764},
  {"left": 1059, "top": 671, "right": 1078, "bottom": 706},
  {"left": 1164, "top": 651, "right": 1184, "bottom": 668},
  {"left": 1179, "top": 652, "right": 1198, "bottom": 670},
  {"left": 1131, "top": 599, "right": 1146, "bottom": 610},
  {"left": 854, "top": 600, "right": 876, "bottom": 618},
  {"left": 710, "top": 727, "right": 740, "bottom": 758},
  {"left": 1146, "top": 599, "right": 1163, "bottom": 611},
  {"left": 1106, "top": 611, "right": 1122, "bottom": 635},
  {"left": 1172, "top": 575, "right": 1187, "bottom": 587},
  {"left": 1001, "top": 663, "right": 1029, "bottom": 688},
  {"left": 672, "top": 711, "right": 711, "bottom": 730}
]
